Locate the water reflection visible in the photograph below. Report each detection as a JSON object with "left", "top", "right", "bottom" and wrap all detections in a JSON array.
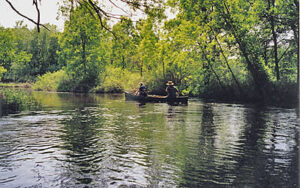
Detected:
[
  {"left": 0, "top": 90, "right": 298, "bottom": 187},
  {"left": 0, "top": 89, "right": 41, "bottom": 116},
  {"left": 232, "top": 106, "right": 298, "bottom": 187},
  {"left": 58, "top": 107, "right": 102, "bottom": 186}
]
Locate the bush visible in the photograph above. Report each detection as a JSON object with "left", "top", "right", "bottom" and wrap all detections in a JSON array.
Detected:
[
  {"left": 33, "top": 70, "right": 71, "bottom": 91},
  {"left": 143, "top": 73, "right": 167, "bottom": 95},
  {"left": 0, "top": 66, "right": 7, "bottom": 81},
  {"left": 93, "top": 66, "right": 142, "bottom": 93}
]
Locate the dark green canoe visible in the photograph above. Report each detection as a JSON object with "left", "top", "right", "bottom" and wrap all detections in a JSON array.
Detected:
[{"left": 125, "top": 92, "right": 188, "bottom": 104}]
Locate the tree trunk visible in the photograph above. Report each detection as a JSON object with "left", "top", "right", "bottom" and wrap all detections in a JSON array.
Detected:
[
  {"left": 298, "top": 0, "right": 300, "bottom": 109},
  {"left": 122, "top": 55, "right": 125, "bottom": 69},
  {"left": 81, "top": 35, "right": 87, "bottom": 76},
  {"left": 263, "top": 41, "right": 269, "bottom": 66},
  {"left": 291, "top": 0, "right": 300, "bottom": 109},
  {"left": 222, "top": 2, "right": 269, "bottom": 99},
  {"left": 268, "top": 0, "right": 280, "bottom": 80},
  {"left": 202, "top": 49, "right": 226, "bottom": 92},
  {"left": 162, "top": 60, "right": 165, "bottom": 78},
  {"left": 140, "top": 61, "right": 143, "bottom": 77},
  {"left": 214, "top": 33, "right": 245, "bottom": 96}
]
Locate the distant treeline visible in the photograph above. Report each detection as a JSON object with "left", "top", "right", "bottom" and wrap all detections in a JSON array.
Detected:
[{"left": 0, "top": 0, "right": 298, "bottom": 105}]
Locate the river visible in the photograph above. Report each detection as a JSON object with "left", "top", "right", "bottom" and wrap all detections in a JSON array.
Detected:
[{"left": 0, "top": 90, "right": 299, "bottom": 187}]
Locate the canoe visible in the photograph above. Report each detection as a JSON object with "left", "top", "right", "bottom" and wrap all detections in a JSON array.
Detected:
[{"left": 125, "top": 92, "right": 188, "bottom": 104}]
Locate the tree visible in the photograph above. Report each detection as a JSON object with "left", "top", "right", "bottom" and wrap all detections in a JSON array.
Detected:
[
  {"left": 28, "top": 26, "right": 61, "bottom": 77},
  {"left": 59, "top": 4, "right": 109, "bottom": 91},
  {"left": 5, "top": 0, "right": 165, "bottom": 33},
  {"left": 5, "top": 24, "right": 61, "bottom": 82},
  {"left": 0, "top": 27, "right": 32, "bottom": 82},
  {"left": 167, "top": 0, "right": 298, "bottom": 99},
  {"left": 110, "top": 18, "right": 138, "bottom": 70},
  {"left": 0, "top": 27, "right": 15, "bottom": 71},
  {"left": 136, "top": 18, "right": 159, "bottom": 77}
]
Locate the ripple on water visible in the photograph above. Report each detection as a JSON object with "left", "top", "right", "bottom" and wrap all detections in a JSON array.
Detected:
[{"left": 0, "top": 97, "right": 298, "bottom": 187}]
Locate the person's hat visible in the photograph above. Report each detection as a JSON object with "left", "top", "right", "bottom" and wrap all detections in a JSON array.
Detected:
[
  {"left": 140, "top": 82, "right": 143, "bottom": 85},
  {"left": 166, "top": 81, "right": 174, "bottom": 86}
]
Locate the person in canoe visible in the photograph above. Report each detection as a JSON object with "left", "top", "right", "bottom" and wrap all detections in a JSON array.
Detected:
[
  {"left": 165, "top": 81, "right": 179, "bottom": 98},
  {"left": 137, "top": 82, "right": 147, "bottom": 97}
]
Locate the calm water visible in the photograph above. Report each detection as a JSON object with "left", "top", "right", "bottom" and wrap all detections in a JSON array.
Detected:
[{"left": 0, "top": 91, "right": 299, "bottom": 187}]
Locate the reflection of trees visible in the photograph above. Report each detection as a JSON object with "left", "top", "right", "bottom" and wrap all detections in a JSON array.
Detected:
[
  {"left": 178, "top": 103, "right": 250, "bottom": 187},
  {"left": 32, "top": 92, "right": 124, "bottom": 110},
  {"left": 200, "top": 104, "right": 216, "bottom": 140},
  {"left": 293, "top": 128, "right": 299, "bottom": 188},
  {"left": 59, "top": 107, "right": 104, "bottom": 186},
  {"left": 0, "top": 96, "right": 2, "bottom": 116},
  {"left": 232, "top": 107, "right": 298, "bottom": 187},
  {"left": 2, "top": 90, "right": 297, "bottom": 187},
  {"left": 228, "top": 106, "right": 268, "bottom": 186},
  {"left": 178, "top": 103, "right": 219, "bottom": 187},
  {"left": 58, "top": 98, "right": 156, "bottom": 187},
  {"left": 176, "top": 103, "right": 298, "bottom": 188},
  {"left": 0, "top": 89, "right": 40, "bottom": 116},
  {"left": 127, "top": 104, "right": 189, "bottom": 187},
  {"left": 136, "top": 104, "right": 169, "bottom": 186}
]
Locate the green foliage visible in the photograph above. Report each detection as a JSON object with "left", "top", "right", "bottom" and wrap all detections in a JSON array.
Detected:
[
  {"left": 110, "top": 18, "right": 139, "bottom": 70},
  {"left": 8, "top": 51, "right": 32, "bottom": 82},
  {"left": 0, "top": 0, "right": 298, "bottom": 104},
  {"left": 59, "top": 5, "right": 109, "bottom": 91},
  {"left": 33, "top": 70, "right": 71, "bottom": 92},
  {"left": 93, "top": 66, "right": 141, "bottom": 93},
  {"left": 28, "top": 27, "right": 61, "bottom": 77},
  {"left": 0, "top": 66, "right": 7, "bottom": 80},
  {"left": 0, "top": 88, "right": 40, "bottom": 115},
  {"left": 0, "top": 27, "right": 15, "bottom": 70},
  {"left": 0, "top": 82, "right": 31, "bottom": 88},
  {"left": 0, "top": 27, "right": 32, "bottom": 82},
  {"left": 163, "top": 0, "right": 298, "bottom": 102},
  {"left": 0, "top": 24, "right": 61, "bottom": 82}
]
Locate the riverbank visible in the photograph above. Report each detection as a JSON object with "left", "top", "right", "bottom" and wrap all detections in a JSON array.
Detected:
[
  {"left": 0, "top": 82, "right": 32, "bottom": 88},
  {"left": 0, "top": 81, "right": 297, "bottom": 109}
]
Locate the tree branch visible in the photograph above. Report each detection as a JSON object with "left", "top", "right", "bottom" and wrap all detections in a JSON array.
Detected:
[
  {"left": 86, "top": 0, "right": 118, "bottom": 39},
  {"left": 108, "top": 0, "right": 129, "bottom": 15},
  {"left": 33, "top": 0, "right": 41, "bottom": 32},
  {"left": 5, "top": 0, "right": 49, "bottom": 32},
  {"left": 278, "top": 45, "right": 291, "bottom": 64}
]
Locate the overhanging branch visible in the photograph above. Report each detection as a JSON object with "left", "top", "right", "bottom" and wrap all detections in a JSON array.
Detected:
[
  {"left": 5, "top": 0, "right": 49, "bottom": 32},
  {"left": 86, "top": 0, "right": 118, "bottom": 38}
]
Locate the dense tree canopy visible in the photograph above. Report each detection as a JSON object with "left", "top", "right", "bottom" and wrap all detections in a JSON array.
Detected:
[{"left": 1, "top": 0, "right": 299, "bottom": 105}]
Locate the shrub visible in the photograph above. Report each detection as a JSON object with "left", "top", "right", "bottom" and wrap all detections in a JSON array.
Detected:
[
  {"left": 33, "top": 70, "right": 71, "bottom": 91},
  {"left": 0, "top": 66, "right": 7, "bottom": 81},
  {"left": 93, "top": 66, "right": 142, "bottom": 93}
]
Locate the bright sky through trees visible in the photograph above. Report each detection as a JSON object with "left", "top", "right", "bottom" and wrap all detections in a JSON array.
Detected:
[
  {"left": 0, "top": 0, "right": 298, "bottom": 106},
  {"left": 0, "top": 0, "right": 151, "bottom": 30},
  {"left": 0, "top": 0, "right": 64, "bottom": 30}
]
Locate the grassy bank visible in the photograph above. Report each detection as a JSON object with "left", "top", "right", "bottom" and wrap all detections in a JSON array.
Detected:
[
  {"left": 0, "top": 82, "right": 32, "bottom": 88},
  {"left": 0, "top": 88, "right": 40, "bottom": 115},
  {"left": 32, "top": 68, "right": 143, "bottom": 94},
  {"left": 4, "top": 69, "right": 296, "bottom": 108}
]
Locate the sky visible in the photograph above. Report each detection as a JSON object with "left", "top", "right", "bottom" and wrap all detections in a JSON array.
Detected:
[
  {"left": 0, "top": 0, "right": 64, "bottom": 30},
  {"left": 0, "top": 0, "right": 175, "bottom": 31},
  {"left": 0, "top": 0, "right": 148, "bottom": 31}
]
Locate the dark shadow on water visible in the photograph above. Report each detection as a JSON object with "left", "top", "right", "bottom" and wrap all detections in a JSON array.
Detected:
[
  {"left": 178, "top": 102, "right": 299, "bottom": 188},
  {"left": 232, "top": 106, "right": 298, "bottom": 188},
  {"left": 58, "top": 107, "right": 104, "bottom": 186},
  {"left": 178, "top": 102, "right": 219, "bottom": 187},
  {"left": 0, "top": 88, "right": 41, "bottom": 116}
]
